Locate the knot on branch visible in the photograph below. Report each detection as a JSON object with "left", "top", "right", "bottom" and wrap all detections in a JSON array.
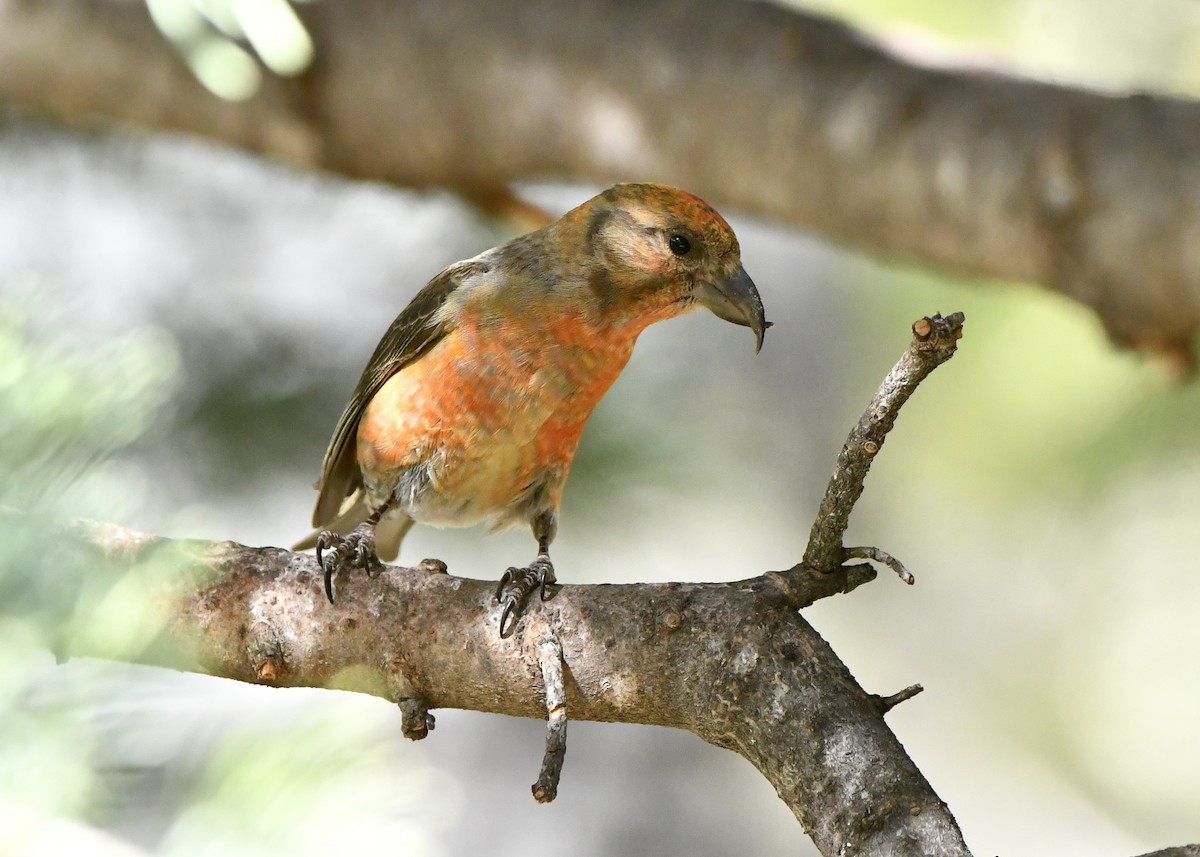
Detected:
[
  {"left": 397, "top": 696, "right": 436, "bottom": 741},
  {"left": 911, "top": 312, "right": 964, "bottom": 353}
]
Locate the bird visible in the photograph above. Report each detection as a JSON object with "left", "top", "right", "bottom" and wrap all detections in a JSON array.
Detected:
[{"left": 297, "top": 182, "right": 768, "bottom": 635}]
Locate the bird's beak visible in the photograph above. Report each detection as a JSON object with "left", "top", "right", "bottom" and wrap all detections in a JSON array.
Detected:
[{"left": 694, "top": 264, "right": 769, "bottom": 352}]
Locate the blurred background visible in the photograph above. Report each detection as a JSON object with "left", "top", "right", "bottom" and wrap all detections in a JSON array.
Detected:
[{"left": 2, "top": 1, "right": 1199, "bottom": 855}]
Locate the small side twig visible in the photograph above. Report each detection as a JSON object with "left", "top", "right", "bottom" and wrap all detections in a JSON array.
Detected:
[
  {"left": 844, "top": 546, "right": 915, "bottom": 585},
  {"left": 532, "top": 635, "right": 567, "bottom": 803},
  {"left": 803, "top": 312, "right": 964, "bottom": 574},
  {"left": 397, "top": 696, "right": 435, "bottom": 740},
  {"left": 870, "top": 684, "right": 925, "bottom": 714}
]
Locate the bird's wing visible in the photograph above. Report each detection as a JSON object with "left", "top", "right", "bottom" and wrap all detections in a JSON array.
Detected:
[{"left": 311, "top": 260, "right": 478, "bottom": 527}]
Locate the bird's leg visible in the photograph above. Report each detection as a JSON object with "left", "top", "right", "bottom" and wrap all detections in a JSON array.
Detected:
[
  {"left": 495, "top": 515, "right": 559, "bottom": 638},
  {"left": 317, "top": 500, "right": 392, "bottom": 603}
]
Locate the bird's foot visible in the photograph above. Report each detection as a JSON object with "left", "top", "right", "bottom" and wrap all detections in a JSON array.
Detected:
[
  {"left": 317, "top": 522, "right": 381, "bottom": 603},
  {"left": 495, "top": 555, "right": 557, "bottom": 638}
]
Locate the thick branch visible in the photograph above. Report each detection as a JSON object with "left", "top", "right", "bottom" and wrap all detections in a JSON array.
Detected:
[
  {"left": 1, "top": 1, "right": 1199, "bottom": 357},
  {"left": 23, "top": 516, "right": 965, "bottom": 856}
]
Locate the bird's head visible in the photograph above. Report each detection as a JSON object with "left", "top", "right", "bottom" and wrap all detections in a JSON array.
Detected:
[{"left": 562, "top": 183, "right": 769, "bottom": 351}]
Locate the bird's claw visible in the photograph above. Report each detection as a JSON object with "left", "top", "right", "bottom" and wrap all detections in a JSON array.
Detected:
[
  {"left": 496, "top": 556, "right": 557, "bottom": 638},
  {"left": 316, "top": 523, "right": 380, "bottom": 603}
]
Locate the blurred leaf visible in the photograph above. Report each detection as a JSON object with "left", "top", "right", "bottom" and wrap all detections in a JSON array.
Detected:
[
  {"left": 145, "top": 0, "right": 315, "bottom": 101},
  {"left": 0, "top": 308, "right": 178, "bottom": 513},
  {"left": 160, "top": 704, "right": 441, "bottom": 857},
  {"left": 0, "top": 295, "right": 180, "bottom": 844}
]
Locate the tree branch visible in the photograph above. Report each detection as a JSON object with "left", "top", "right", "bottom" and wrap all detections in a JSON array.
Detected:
[
  {"left": 2, "top": 1, "right": 1198, "bottom": 360},
  {"left": 803, "top": 312, "right": 963, "bottom": 575},
  {"left": 42, "top": 521, "right": 968, "bottom": 855},
  {"left": 12, "top": 313, "right": 970, "bottom": 855},
  {"left": 1135, "top": 847, "right": 1200, "bottom": 857}
]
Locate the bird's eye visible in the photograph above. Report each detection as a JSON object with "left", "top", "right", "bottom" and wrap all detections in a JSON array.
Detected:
[{"left": 668, "top": 234, "right": 691, "bottom": 256}]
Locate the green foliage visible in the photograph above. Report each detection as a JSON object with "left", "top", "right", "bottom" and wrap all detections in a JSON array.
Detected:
[
  {"left": 0, "top": 299, "right": 178, "bottom": 636},
  {"left": 0, "top": 296, "right": 445, "bottom": 856},
  {"left": 0, "top": 622, "right": 95, "bottom": 821},
  {"left": 0, "top": 299, "right": 178, "bottom": 839},
  {"left": 158, "top": 702, "right": 443, "bottom": 857},
  {"left": 0, "top": 306, "right": 178, "bottom": 514}
]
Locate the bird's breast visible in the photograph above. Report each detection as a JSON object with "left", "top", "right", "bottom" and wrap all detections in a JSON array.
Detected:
[{"left": 356, "top": 305, "right": 636, "bottom": 528}]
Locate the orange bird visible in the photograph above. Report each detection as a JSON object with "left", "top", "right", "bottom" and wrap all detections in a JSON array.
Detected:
[{"left": 300, "top": 183, "right": 767, "bottom": 634}]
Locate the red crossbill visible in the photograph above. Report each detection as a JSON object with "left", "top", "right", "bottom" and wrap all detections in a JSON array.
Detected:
[{"left": 298, "top": 183, "right": 767, "bottom": 635}]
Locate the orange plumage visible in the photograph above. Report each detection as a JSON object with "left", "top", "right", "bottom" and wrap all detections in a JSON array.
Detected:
[{"left": 300, "top": 183, "right": 767, "bottom": 630}]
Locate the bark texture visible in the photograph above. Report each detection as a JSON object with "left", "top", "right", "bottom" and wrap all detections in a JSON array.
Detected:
[
  {"left": 2, "top": 0, "right": 1199, "bottom": 359},
  {"left": 46, "top": 520, "right": 968, "bottom": 857}
]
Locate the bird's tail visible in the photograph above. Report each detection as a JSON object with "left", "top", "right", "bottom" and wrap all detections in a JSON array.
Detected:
[{"left": 292, "top": 489, "right": 414, "bottom": 562}]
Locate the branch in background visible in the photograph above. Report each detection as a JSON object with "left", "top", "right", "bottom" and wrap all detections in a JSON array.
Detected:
[{"left": 1, "top": 1, "right": 1198, "bottom": 363}]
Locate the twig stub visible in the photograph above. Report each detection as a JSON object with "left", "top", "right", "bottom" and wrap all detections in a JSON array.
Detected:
[
  {"left": 913, "top": 312, "right": 965, "bottom": 350},
  {"left": 844, "top": 546, "right": 915, "bottom": 585},
  {"left": 532, "top": 636, "right": 568, "bottom": 802},
  {"left": 398, "top": 696, "right": 435, "bottom": 740},
  {"left": 871, "top": 684, "right": 925, "bottom": 714}
]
